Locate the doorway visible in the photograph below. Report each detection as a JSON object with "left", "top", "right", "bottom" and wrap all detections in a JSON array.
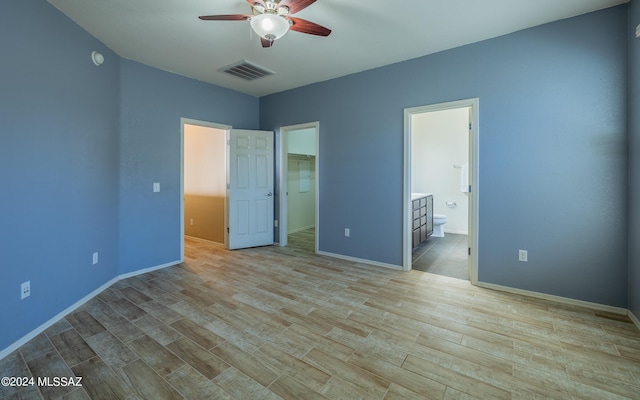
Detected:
[
  {"left": 403, "top": 99, "right": 479, "bottom": 284},
  {"left": 183, "top": 124, "right": 227, "bottom": 243},
  {"left": 180, "top": 118, "right": 231, "bottom": 260},
  {"left": 180, "top": 120, "right": 276, "bottom": 258},
  {"left": 279, "top": 122, "right": 319, "bottom": 253}
]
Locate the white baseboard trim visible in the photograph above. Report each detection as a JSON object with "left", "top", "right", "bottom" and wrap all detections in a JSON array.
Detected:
[
  {"left": 117, "top": 260, "right": 182, "bottom": 281},
  {"left": 476, "top": 281, "right": 628, "bottom": 315},
  {"left": 444, "top": 229, "right": 468, "bottom": 235},
  {"left": 184, "top": 235, "right": 224, "bottom": 246},
  {"left": 0, "top": 260, "right": 181, "bottom": 361},
  {"left": 0, "top": 276, "right": 118, "bottom": 360},
  {"left": 289, "top": 225, "right": 315, "bottom": 234},
  {"left": 316, "top": 250, "right": 402, "bottom": 271},
  {"left": 629, "top": 310, "right": 640, "bottom": 330}
]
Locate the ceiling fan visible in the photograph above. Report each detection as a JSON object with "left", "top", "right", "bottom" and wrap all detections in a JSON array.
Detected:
[{"left": 199, "top": 0, "right": 331, "bottom": 48}]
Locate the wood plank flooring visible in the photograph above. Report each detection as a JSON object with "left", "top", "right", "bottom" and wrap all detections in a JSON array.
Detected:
[{"left": 1, "top": 236, "right": 640, "bottom": 399}]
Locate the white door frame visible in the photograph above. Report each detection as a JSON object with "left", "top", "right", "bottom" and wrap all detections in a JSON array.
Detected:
[
  {"left": 279, "top": 122, "right": 319, "bottom": 252},
  {"left": 180, "top": 118, "right": 232, "bottom": 260},
  {"left": 403, "top": 99, "right": 479, "bottom": 284}
]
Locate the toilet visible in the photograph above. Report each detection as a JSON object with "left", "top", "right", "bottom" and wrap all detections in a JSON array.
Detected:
[{"left": 432, "top": 214, "right": 448, "bottom": 237}]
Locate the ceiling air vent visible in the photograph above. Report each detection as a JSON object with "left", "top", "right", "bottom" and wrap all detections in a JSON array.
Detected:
[{"left": 219, "top": 60, "right": 274, "bottom": 81}]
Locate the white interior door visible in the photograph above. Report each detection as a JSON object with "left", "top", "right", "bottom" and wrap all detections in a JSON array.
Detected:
[{"left": 228, "top": 129, "right": 274, "bottom": 250}]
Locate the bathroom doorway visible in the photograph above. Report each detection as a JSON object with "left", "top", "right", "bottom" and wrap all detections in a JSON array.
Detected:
[
  {"left": 279, "top": 122, "right": 319, "bottom": 253},
  {"left": 403, "top": 99, "right": 479, "bottom": 284}
]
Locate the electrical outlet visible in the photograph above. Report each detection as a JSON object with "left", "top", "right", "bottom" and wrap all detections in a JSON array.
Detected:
[
  {"left": 518, "top": 249, "right": 528, "bottom": 262},
  {"left": 190, "top": 218, "right": 194, "bottom": 226},
  {"left": 21, "top": 281, "right": 30, "bottom": 299},
  {"left": 344, "top": 228, "right": 350, "bottom": 237},
  {"left": 93, "top": 252, "right": 99, "bottom": 265}
]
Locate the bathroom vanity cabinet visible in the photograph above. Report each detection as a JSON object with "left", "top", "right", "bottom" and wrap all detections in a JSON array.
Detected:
[{"left": 412, "top": 193, "right": 433, "bottom": 249}]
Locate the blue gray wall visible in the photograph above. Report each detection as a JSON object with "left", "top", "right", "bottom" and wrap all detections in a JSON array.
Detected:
[
  {"left": 261, "top": 5, "right": 630, "bottom": 307},
  {"left": 629, "top": 0, "right": 640, "bottom": 320},
  {"left": 1, "top": 0, "right": 636, "bottom": 356},
  {"left": 118, "top": 60, "right": 258, "bottom": 274},
  {"left": 0, "top": 0, "right": 258, "bottom": 352},
  {"left": 0, "top": 0, "right": 120, "bottom": 349}
]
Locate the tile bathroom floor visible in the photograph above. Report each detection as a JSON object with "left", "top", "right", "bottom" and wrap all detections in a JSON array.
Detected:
[{"left": 412, "top": 233, "right": 469, "bottom": 280}]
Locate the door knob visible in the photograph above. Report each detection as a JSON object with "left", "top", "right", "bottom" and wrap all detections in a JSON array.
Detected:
[{"left": 265, "top": 192, "right": 273, "bottom": 196}]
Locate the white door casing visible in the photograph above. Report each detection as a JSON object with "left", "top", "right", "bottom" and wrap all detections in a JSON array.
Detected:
[
  {"left": 403, "top": 98, "right": 479, "bottom": 285},
  {"left": 228, "top": 129, "right": 275, "bottom": 249},
  {"left": 278, "top": 122, "right": 320, "bottom": 251}
]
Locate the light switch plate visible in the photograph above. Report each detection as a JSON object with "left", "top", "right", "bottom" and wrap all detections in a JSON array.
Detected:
[
  {"left": 153, "top": 182, "right": 160, "bottom": 192},
  {"left": 518, "top": 249, "right": 528, "bottom": 262}
]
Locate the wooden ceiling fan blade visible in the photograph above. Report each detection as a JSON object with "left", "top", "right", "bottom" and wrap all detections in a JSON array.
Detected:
[
  {"left": 289, "top": 17, "right": 331, "bottom": 36},
  {"left": 279, "top": 0, "right": 317, "bottom": 15},
  {"left": 198, "top": 14, "right": 251, "bottom": 21},
  {"left": 261, "top": 38, "right": 274, "bottom": 48}
]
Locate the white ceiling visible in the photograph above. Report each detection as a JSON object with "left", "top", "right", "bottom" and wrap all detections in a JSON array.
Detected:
[{"left": 47, "top": 0, "right": 628, "bottom": 97}]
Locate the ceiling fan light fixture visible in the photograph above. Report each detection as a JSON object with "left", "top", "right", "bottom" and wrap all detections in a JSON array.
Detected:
[{"left": 250, "top": 13, "right": 290, "bottom": 41}]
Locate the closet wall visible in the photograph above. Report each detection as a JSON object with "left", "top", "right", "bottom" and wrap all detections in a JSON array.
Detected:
[{"left": 287, "top": 154, "right": 316, "bottom": 233}]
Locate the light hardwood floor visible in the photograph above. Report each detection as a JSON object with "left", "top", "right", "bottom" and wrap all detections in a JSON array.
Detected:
[{"left": 1, "top": 236, "right": 639, "bottom": 399}]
